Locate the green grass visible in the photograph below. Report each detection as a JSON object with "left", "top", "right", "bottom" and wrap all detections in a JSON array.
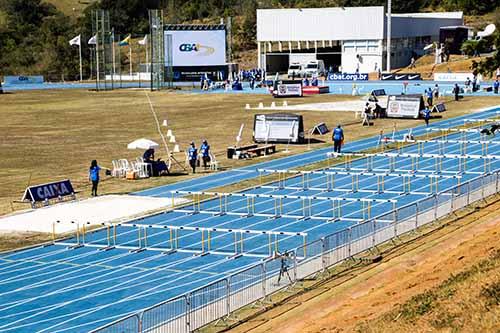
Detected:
[{"left": 43, "top": 0, "right": 97, "bottom": 17}]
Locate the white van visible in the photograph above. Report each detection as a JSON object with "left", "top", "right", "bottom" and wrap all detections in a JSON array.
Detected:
[
  {"left": 287, "top": 63, "right": 304, "bottom": 78},
  {"left": 304, "top": 60, "right": 325, "bottom": 77}
]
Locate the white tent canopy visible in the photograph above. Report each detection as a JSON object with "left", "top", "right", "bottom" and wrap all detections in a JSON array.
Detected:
[{"left": 127, "top": 138, "right": 160, "bottom": 150}]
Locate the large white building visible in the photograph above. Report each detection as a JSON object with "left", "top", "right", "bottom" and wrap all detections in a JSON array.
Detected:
[{"left": 256, "top": 7, "right": 463, "bottom": 73}]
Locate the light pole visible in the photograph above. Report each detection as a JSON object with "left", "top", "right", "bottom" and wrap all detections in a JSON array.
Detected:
[{"left": 386, "top": 0, "right": 392, "bottom": 72}]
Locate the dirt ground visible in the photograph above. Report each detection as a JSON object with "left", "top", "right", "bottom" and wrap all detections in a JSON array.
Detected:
[{"left": 224, "top": 198, "right": 500, "bottom": 333}]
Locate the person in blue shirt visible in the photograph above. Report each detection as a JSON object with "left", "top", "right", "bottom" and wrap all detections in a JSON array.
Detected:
[
  {"left": 188, "top": 142, "right": 198, "bottom": 173},
  {"left": 200, "top": 140, "right": 211, "bottom": 170},
  {"left": 426, "top": 88, "right": 433, "bottom": 107},
  {"left": 494, "top": 79, "right": 499, "bottom": 94},
  {"left": 332, "top": 125, "right": 344, "bottom": 153},
  {"left": 89, "top": 160, "right": 101, "bottom": 196},
  {"left": 422, "top": 107, "right": 431, "bottom": 127}
]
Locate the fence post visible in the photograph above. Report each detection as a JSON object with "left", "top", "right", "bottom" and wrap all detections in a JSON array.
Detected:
[
  {"left": 372, "top": 219, "right": 376, "bottom": 247},
  {"left": 433, "top": 194, "right": 438, "bottom": 221},
  {"left": 495, "top": 172, "right": 500, "bottom": 193},
  {"left": 467, "top": 181, "right": 471, "bottom": 206},
  {"left": 321, "top": 237, "right": 326, "bottom": 271},
  {"left": 393, "top": 208, "right": 398, "bottom": 236},
  {"left": 347, "top": 227, "right": 352, "bottom": 258},
  {"left": 137, "top": 312, "right": 143, "bottom": 333},
  {"left": 261, "top": 262, "right": 266, "bottom": 300},
  {"left": 225, "top": 278, "right": 231, "bottom": 318},
  {"left": 481, "top": 175, "right": 485, "bottom": 200},
  {"left": 292, "top": 249, "right": 297, "bottom": 283},
  {"left": 185, "top": 294, "right": 190, "bottom": 332}
]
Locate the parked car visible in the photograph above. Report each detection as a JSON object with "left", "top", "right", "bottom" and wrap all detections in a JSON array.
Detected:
[
  {"left": 287, "top": 63, "right": 304, "bottom": 79},
  {"left": 303, "top": 60, "right": 325, "bottom": 77}
]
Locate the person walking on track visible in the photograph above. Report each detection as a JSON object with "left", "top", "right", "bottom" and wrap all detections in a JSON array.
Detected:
[{"left": 332, "top": 124, "right": 344, "bottom": 153}]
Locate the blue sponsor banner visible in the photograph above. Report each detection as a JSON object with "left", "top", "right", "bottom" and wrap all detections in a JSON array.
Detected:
[
  {"left": 4, "top": 75, "right": 44, "bottom": 85},
  {"left": 22, "top": 179, "right": 75, "bottom": 203},
  {"left": 327, "top": 73, "right": 369, "bottom": 81}
]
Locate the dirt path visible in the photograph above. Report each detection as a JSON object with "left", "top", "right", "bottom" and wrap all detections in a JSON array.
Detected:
[{"left": 226, "top": 200, "right": 500, "bottom": 333}]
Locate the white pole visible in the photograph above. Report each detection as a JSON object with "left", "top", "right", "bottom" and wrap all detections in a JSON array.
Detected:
[
  {"left": 386, "top": 0, "right": 392, "bottom": 72},
  {"left": 78, "top": 39, "right": 83, "bottom": 82},
  {"left": 145, "top": 37, "right": 149, "bottom": 73},
  {"left": 96, "top": 37, "right": 100, "bottom": 85},
  {"left": 112, "top": 31, "right": 116, "bottom": 77},
  {"left": 129, "top": 45, "right": 133, "bottom": 77}
]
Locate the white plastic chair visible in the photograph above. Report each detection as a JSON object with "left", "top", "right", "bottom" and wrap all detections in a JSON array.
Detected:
[
  {"left": 209, "top": 153, "right": 219, "bottom": 171},
  {"left": 111, "top": 160, "right": 124, "bottom": 177}
]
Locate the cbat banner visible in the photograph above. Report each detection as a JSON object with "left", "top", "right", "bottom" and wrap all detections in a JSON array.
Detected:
[
  {"left": 165, "top": 30, "right": 226, "bottom": 66},
  {"left": 4, "top": 76, "right": 44, "bottom": 85},
  {"left": 327, "top": 73, "right": 369, "bottom": 81}
]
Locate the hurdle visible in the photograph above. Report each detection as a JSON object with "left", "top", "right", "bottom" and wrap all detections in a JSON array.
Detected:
[
  {"left": 384, "top": 138, "right": 500, "bottom": 156},
  {"left": 170, "top": 189, "right": 397, "bottom": 219},
  {"left": 326, "top": 151, "right": 500, "bottom": 161},
  {"left": 257, "top": 168, "right": 462, "bottom": 194},
  {"left": 98, "top": 222, "right": 307, "bottom": 256}
]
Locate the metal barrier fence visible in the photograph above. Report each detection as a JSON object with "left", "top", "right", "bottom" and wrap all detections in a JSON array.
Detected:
[{"left": 90, "top": 171, "right": 500, "bottom": 333}]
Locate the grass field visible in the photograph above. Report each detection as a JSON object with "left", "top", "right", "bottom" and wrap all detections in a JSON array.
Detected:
[{"left": 1, "top": 89, "right": 499, "bottom": 223}]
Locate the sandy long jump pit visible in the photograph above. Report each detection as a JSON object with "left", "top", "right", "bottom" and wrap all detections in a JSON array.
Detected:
[{"left": 0, "top": 195, "right": 188, "bottom": 234}]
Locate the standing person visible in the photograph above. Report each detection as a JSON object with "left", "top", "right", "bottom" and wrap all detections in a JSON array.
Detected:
[
  {"left": 426, "top": 88, "right": 433, "bottom": 107},
  {"left": 453, "top": 83, "right": 460, "bottom": 101},
  {"left": 188, "top": 142, "right": 198, "bottom": 174},
  {"left": 276, "top": 252, "right": 292, "bottom": 285},
  {"left": 433, "top": 84, "right": 440, "bottom": 99},
  {"left": 422, "top": 106, "right": 431, "bottom": 127},
  {"left": 472, "top": 74, "right": 477, "bottom": 92},
  {"left": 494, "top": 79, "right": 499, "bottom": 94},
  {"left": 332, "top": 124, "right": 344, "bottom": 153},
  {"left": 200, "top": 140, "right": 211, "bottom": 170},
  {"left": 89, "top": 160, "right": 101, "bottom": 197}
]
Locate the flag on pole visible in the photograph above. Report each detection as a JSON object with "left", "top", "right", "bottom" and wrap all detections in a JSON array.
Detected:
[
  {"left": 138, "top": 35, "right": 148, "bottom": 46},
  {"left": 69, "top": 35, "right": 81, "bottom": 46},
  {"left": 119, "top": 34, "right": 131, "bottom": 46},
  {"left": 88, "top": 35, "right": 97, "bottom": 45}
]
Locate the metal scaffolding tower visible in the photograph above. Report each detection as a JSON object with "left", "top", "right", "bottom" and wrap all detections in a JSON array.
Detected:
[
  {"left": 149, "top": 9, "right": 172, "bottom": 91},
  {"left": 92, "top": 9, "right": 113, "bottom": 91}
]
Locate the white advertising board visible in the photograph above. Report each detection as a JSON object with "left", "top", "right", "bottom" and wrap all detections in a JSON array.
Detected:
[
  {"left": 254, "top": 115, "right": 300, "bottom": 143},
  {"left": 165, "top": 30, "right": 226, "bottom": 66},
  {"left": 274, "top": 83, "right": 302, "bottom": 97},
  {"left": 386, "top": 97, "right": 421, "bottom": 119},
  {"left": 434, "top": 72, "right": 473, "bottom": 82}
]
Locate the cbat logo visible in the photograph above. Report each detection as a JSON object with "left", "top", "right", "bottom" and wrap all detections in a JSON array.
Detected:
[{"left": 179, "top": 43, "right": 215, "bottom": 56}]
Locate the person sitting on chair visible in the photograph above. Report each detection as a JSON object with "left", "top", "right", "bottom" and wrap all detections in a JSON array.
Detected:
[{"left": 143, "top": 148, "right": 155, "bottom": 176}]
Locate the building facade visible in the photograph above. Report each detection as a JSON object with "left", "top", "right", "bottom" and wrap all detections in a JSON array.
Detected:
[{"left": 256, "top": 7, "right": 463, "bottom": 73}]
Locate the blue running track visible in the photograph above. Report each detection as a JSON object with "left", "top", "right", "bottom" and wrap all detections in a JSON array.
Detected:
[{"left": 0, "top": 105, "right": 498, "bottom": 332}]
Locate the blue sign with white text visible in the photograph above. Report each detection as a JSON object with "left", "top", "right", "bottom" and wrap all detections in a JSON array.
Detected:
[
  {"left": 327, "top": 73, "right": 369, "bottom": 81},
  {"left": 4, "top": 76, "right": 44, "bottom": 85},
  {"left": 22, "top": 180, "right": 75, "bottom": 203}
]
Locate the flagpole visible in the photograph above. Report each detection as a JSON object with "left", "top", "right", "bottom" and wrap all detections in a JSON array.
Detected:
[
  {"left": 79, "top": 38, "right": 83, "bottom": 82},
  {"left": 112, "top": 29, "right": 116, "bottom": 77},
  {"left": 129, "top": 44, "right": 133, "bottom": 77},
  {"left": 146, "top": 36, "right": 149, "bottom": 73}
]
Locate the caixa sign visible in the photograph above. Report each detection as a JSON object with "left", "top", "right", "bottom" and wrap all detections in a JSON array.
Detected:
[
  {"left": 327, "top": 73, "right": 369, "bottom": 81},
  {"left": 22, "top": 180, "right": 75, "bottom": 206}
]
